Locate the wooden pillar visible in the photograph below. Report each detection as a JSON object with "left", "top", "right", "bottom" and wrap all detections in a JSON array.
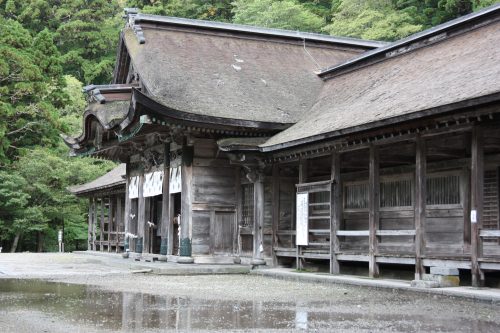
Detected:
[
  {"left": 234, "top": 167, "right": 241, "bottom": 257},
  {"left": 368, "top": 145, "right": 380, "bottom": 278},
  {"left": 108, "top": 196, "right": 113, "bottom": 252},
  {"left": 124, "top": 162, "right": 131, "bottom": 252},
  {"left": 88, "top": 197, "right": 93, "bottom": 251},
  {"left": 160, "top": 142, "right": 171, "bottom": 258},
  {"left": 252, "top": 174, "right": 266, "bottom": 266},
  {"left": 116, "top": 195, "right": 122, "bottom": 253},
  {"left": 330, "top": 151, "right": 341, "bottom": 274},
  {"left": 144, "top": 197, "right": 151, "bottom": 253},
  {"left": 271, "top": 164, "right": 280, "bottom": 266},
  {"left": 93, "top": 197, "right": 98, "bottom": 251},
  {"left": 471, "top": 125, "right": 484, "bottom": 287},
  {"left": 137, "top": 173, "right": 145, "bottom": 254},
  {"left": 414, "top": 135, "right": 426, "bottom": 280},
  {"left": 179, "top": 155, "right": 194, "bottom": 263},
  {"left": 100, "top": 197, "right": 105, "bottom": 252},
  {"left": 297, "top": 158, "right": 307, "bottom": 270}
]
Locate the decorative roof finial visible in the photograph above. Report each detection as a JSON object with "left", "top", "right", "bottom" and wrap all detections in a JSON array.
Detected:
[{"left": 123, "top": 8, "right": 145, "bottom": 44}]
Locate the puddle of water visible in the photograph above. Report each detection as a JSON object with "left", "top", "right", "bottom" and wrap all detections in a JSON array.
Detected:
[{"left": 0, "top": 279, "right": 499, "bottom": 332}]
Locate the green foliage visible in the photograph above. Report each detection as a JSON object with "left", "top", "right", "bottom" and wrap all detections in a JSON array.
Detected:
[
  {"left": 324, "top": 0, "right": 499, "bottom": 41},
  {"left": 0, "top": 0, "right": 122, "bottom": 84},
  {"left": 0, "top": 17, "right": 66, "bottom": 165},
  {"left": 232, "top": 0, "right": 324, "bottom": 32},
  {"left": 0, "top": 146, "right": 115, "bottom": 252}
]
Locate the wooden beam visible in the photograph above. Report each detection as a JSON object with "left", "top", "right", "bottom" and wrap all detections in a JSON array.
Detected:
[
  {"left": 471, "top": 125, "right": 484, "bottom": 287},
  {"left": 330, "top": 151, "right": 341, "bottom": 274},
  {"left": 414, "top": 135, "right": 426, "bottom": 280},
  {"left": 337, "top": 230, "right": 370, "bottom": 236},
  {"left": 368, "top": 145, "right": 380, "bottom": 278}
]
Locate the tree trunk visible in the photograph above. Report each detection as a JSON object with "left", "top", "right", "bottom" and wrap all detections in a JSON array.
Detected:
[
  {"left": 10, "top": 232, "right": 21, "bottom": 253},
  {"left": 37, "top": 231, "right": 44, "bottom": 252}
]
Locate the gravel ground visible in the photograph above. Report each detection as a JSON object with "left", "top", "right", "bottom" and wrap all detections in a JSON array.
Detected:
[{"left": 1, "top": 253, "right": 500, "bottom": 332}]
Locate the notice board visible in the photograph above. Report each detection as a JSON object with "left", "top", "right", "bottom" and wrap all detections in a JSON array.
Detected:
[{"left": 296, "top": 192, "right": 309, "bottom": 246}]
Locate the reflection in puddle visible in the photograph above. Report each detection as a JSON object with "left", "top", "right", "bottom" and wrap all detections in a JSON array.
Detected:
[
  {"left": 0, "top": 279, "right": 320, "bottom": 331},
  {"left": 0, "top": 279, "right": 499, "bottom": 332}
]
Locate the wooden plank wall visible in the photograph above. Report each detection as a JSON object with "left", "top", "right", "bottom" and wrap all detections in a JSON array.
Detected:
[{"left": 191, "top": 138, "right": 237, "bottom": 255}]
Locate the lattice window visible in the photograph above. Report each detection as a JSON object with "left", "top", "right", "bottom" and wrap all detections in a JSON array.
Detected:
[
  {"left": 380, "top": 179, "right": 412, "bottom": 208},
  {"left": 241, "top": 183, "right": 254, "bottom": 227},
  {"left": 483, "top": 169, "right": 499, "bottom": 231},
  {"left": 426, "top": 174, "right": 460, "bottom": 205},
  {"left": 344, "top": 182, "right": 368, "bottom": 209}
]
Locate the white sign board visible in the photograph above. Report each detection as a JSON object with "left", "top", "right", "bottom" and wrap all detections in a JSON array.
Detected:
[
  {"left": 143, "top": 171, "right": 164, "bottom": 197},
  {"left": 471, "top": 209, "right": 477, "bottom": 223},
  {"left": 296, "top": 192, "right": 309, "bottom": 246},
  {"left": 129, "top": 176, "right": 139, "bottom": 199},
  {"left": 169, "top": 166, "right": 182, "bottom": 194}
]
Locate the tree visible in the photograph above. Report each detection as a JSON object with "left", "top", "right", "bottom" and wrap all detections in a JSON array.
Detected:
[
  {"left": 0, "top": 0, "right": 122, "bottom": 84},
  {"left": 232, "top": 0, "right": 324, "bottom": 32},
  {"left": 324, "top": 1, "right": 423, "bottom": 41},
  {"left": 0, "top": 17, "right": 67, "bottom": 165},
  {"left": 0, "top": 146, "right": 115, "bottom": 252}
]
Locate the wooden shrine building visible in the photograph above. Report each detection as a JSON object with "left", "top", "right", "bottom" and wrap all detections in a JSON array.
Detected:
[
  {"left": 66, "top": 5, "right": 500, "bottom": 285},
  {"left": 70, "top": 164, "right": 126, "bottom": 252}
]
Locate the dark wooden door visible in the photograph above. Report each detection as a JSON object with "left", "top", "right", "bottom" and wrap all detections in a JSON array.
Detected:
[{"left": 212, "top": 210, "right": 236, "bottom": 255}]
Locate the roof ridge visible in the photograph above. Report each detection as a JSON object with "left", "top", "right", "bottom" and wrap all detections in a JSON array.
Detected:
[{"left": 124, "top": 10, "right": 386, "bottom": 49}]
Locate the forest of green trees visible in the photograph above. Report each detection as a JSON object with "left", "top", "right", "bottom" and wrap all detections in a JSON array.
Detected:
[{"left": 0, "top": 0, "right": 497, "bottom": 253}]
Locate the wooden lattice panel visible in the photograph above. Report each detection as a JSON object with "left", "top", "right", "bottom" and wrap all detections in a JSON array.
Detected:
[{"left": 483, "top": 169, "right": 499, "bottom": 230}]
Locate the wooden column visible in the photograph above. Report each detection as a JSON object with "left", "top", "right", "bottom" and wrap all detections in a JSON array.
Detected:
[
  {"left": 414, "top": 135, "right": 426, "bottom": 280},
  {"left": 100, "top": 197, "right": 105, "bottom": 252},
  {"left": 297, "top": 158, "right": 307, "bottom": 270},
  {"left": 271, "top": 164, "right": 280, "bottom": 266},
  {"left": 252, "top": 174, "right": 266, "bottom": 265},
  {"left": 471, "top": 125, "right": 484, "bottom": 287},
  {"left": 234, "top": 167, "right": 241, "bottom": 257},
  {"left": 330, "top": 151, "right": 341, "bottom": 274},
  {"left": 368, "top": 145, "right": 380, "bottom": 278},
  {"left": 144, "top": 197, "right": 151, "bottom": 253},
  {"left": 124, "top": 162, "right": 131, "bottom": 252},
  {"left": 137, "top": 173, "right": 145, "bottom": 254},
  {"left": 179, "top": 159, "right": 194, "bottom": 263},
  {"left": 88, "top": 197, "right": 93, "bottom": 251},
  {"left": 115, "top": 195, "right": 122, "bottom": 253},
  {"left": 107, "top": 196, "right": 113, "bottom": 252},
  {"left": 160, "top": 142, "right": 171, "bottom": 258},
  {"left": 92, "top": 197, "right": 98, "bottom": 251}
]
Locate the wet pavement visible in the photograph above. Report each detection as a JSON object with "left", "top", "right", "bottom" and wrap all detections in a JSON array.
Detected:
[{"left": 1, "top": 278, "right": 500, "bottom": 332}]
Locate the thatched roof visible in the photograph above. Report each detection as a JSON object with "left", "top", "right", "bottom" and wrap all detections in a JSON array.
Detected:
[
  {"left": 261, "top": 12, "right": 500, "bottom": 150},
  {"left": 122, "top": 15, "right": 381, "bottom": 125},
  {"left": 69, "top": 164, "right": 126, "bottom": 196}
]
